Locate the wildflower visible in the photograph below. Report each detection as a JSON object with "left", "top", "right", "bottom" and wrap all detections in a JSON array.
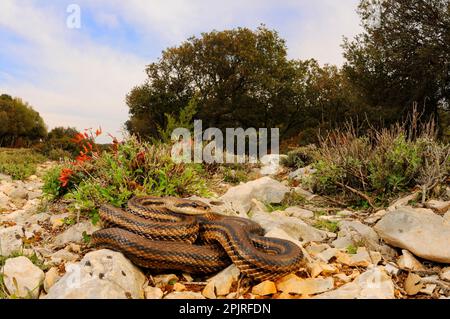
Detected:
[{"left": 59, "top": 168, "right": 74, "bottom": 187}]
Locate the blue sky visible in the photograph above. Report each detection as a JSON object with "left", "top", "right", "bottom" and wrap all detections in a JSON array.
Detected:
[{"left": 0, "top": 0, "right": 362, "bottom": 141}]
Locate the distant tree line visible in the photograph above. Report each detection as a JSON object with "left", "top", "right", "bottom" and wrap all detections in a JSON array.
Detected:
[{"left": 126, "top": 0, "right": 450, "bottom": 145}]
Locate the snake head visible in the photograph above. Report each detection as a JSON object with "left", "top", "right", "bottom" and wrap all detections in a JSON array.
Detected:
[{"left": 169, "top": 198, "right": 211, "bottom": 215}]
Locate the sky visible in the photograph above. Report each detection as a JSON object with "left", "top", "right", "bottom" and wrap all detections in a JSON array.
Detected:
[{"left": 0, "top": 0, "right": 362, "bottom": 142}]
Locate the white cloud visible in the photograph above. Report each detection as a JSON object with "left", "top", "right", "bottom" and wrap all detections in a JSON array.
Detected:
[{"left": 0, "top": 0, "right": 362, "bottom": 141}]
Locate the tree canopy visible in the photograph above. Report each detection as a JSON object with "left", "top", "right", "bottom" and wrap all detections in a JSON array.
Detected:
[{"left": 0, "top": 94, "right": 47, "bottom": 147}]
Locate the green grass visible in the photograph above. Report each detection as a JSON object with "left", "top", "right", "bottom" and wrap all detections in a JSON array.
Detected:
[
  {"left": 0, "top": 148, "right": 46, "bottom": 180},
  {"left": 346, "top": 244, "right": 358, "bottom": 254},
  {"left": 313, "top": 220, "right": 339, "bottom": 233}
]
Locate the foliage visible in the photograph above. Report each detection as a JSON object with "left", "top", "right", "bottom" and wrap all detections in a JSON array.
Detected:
[
  {"left": 309, "top": 117, "right": 449, "bottom": 206},
  {"left": 281, "top": 145, "right": 317, "bottom": 168},
  {"left": 0, "top": 94, "right": 47, "bottom": 148},
  {"left": 0, "top": 148, "right": 46, "bottom": 180},
  {"left": 313, "top": 220, "right": 339, "bottom": 233},
  {"left": 36, "top": 126, "right": 80, "bottom": 159},
  {"left": 343, "top": 0, "right": 450, "bottom": 133},
  {"left": 43, "top": 132, "right": 211, "bottom": 217}
]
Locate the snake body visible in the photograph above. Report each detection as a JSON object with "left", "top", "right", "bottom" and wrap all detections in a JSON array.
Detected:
[{"left": 91, "top": 196, "right": 303, "bottom": 281}]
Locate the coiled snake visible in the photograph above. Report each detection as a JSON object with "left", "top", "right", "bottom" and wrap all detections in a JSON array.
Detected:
[{"left": 91, "top": 196, "right": 303, "bottom": 281}]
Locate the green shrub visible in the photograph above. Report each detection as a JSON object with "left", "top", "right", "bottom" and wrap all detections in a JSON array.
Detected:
[
  {"left": 0, "top": 148, "right": 46, "bottom": 180},
  {"left": 43, "top": 136, "right": 211, "bottom": 217},
  {"left": 310, "top": 122, "right": 449, "bottom": 206},
  {"left": 281, "top": 145, "right": 316, "bottom": 168}
]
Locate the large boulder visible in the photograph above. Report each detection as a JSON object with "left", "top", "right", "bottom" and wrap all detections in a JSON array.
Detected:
[
  {"left": 374, "top": 208, "right": 450, "bottom": 263},
  {"left": 44, "top": 249, "right": 146, "bottom": 299},
  {"left": 220, "top": 177, "right": 290, "bottom": 215},
  {"left": 2, "top": 256, "right": 44, "bottom": 298}
]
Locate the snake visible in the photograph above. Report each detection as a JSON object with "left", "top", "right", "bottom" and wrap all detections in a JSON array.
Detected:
[{"left": 91, "top": 196, "right": 303, "bottom": 281}]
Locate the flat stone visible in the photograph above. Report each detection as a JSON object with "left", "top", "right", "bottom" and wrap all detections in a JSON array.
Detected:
[
  {"left": 53, "top": 221, "right": 100, "bottom": 246},
  {"left": 0, "top": 225, "right": 24, "bottom": 256},
  {"left": 2, "top": 256, "right": 44, "bottom": 298},
  {"left": 336, "top": 248, "right": 372, "bottom": 267},
  {"left": 397, "top": 250, "right": 425, "bottom": 271},
  {"left": 374, "top": 208, "right": 450, "bottom": 263},
  {"left": 404, "top": 273, "right": 423, "bottom": 296},
  {"left": 252, "top": 280, "right": 277, "bottom": 296},
  {"left": 44, "top": 249, "right": 146, "bottom": 299},
  {"left": 420, "top": 284, "right": 436, "bottom": 295},
  {"left": 314, "top": 267, "right": 395, "bottom": 299},
  {"left": 425, "top": 200, "right": 450, "bottom": 214},
  {"left": 220, "top": 177, "right": 290, "bottom": 215},
  {"left": 439, "top": 267, "right": 450, "bottom": 281},
  {"left": 44, "top": 267, "right": 61, "bottom": 293},
  {"left": 202, "top": 281, "right": 216, "bottom": 299},
  {"left": 206, "top": 265, "right": 240, "bottom": 296},
  {"left": 284, "top": 206, "right": 314, "bottom": 219},
  {"left": 144, "top": 286, "right": 164, "bottom": 299},
  {"left": 251, "top": 211, "right": 328, "bottom": 243},
  {"left": 50, "top": 249, "right": 79, "bottom": 264},
  {"left": 260, "top": 154, "right": 286, "bottom": 175},
  {"left": 276, "top": 274, "right": 334, "bottom": 295},
  {"left": 387, "top": 193, "right": 419, "bottom": 211}
]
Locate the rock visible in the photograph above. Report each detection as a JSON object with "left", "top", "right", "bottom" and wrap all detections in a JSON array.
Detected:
[
  {"left": 397, "top": 250, "right": 425, "bottom": 271},
  {"left": 220, "top": 177, "right": 290, "bottom": 215},
  {"left": 9, "top": 186, "right": 28, "bottom": 200},
  {"left": 314, "top": 267, "right": 395, "bottom": 299},
  {"left": 292, "top": 187, "right": 316, "bottom": 201},
  {"left": 387, "top": 193, "right": 419, "bottom": 211},
  {"left": 173, "top": 282, "right": 186, "bottom": 292},
  {"left": 364, "top": 210, "right": 387, "bottom": 224},
  {"left": 252, "top": 280, "right": 277, "bottom": 296},
  {"left": 308, "top": 262, "right": 338, "bottom": 278},
  {"left": 374, "top": 208, "right": 450, "bottom": 263},
  {"left": 439, "top": 267, "right": 450, "bottom": 281},
  {"left": 0, "top": 192, "right": 10, "bottom": 211},
  {"left": 425, "top": 200, "right": 450, "bottom": 214},
  {"left": 404, "top": 273, "right": 423, "bottom": 296},
  {"left": 336, "top": 248, "right": 372, "bottom": 267},
  {"left": 284, "top": 206, "right": 314, "bottom": 219},
  {"left": 44, "top": 267, "right": 61, "bottom": 293},
  {"left": 305, "top": 243, "right": 330, "bottom": 255},
  {"left": 0, "top": 173, "right": 12, "bottom": 182},
  {"left": 338, "top": 220, "right": 381, "bottom": 250},
  {"left": 206, "top": 265, "right": 240, "bottom": 296},
  {"left": 276, "top": 274, "right": 334, "bottom": 295},
  {"left": 25, "top": 212, "right": 50, "bottom": 225},
  {"left": 445, "top": 211, "right": 450, "bottom": 222},
  {"left": 144, "top": 286, "right": 164, "bottom": 299},
  {"left": 420, "top": 284, "right": 436, "bottom": 295},
  {"left": 260, "top": 154, "right": 286, "bottom": 175},
  {"left": 251, "top": 211, "right": 328, "bottom": 243},
  {"left": 53, "top": 221, "right": 100, "bottom": 246},
  {"left": 49, "top": 213, "right": 70, "bottom": 229},
  {"left": 2, "top": 256, "right": 44, "bottom": 298},
  {"left": 202, "top": 281, "right": 216, "bottom": 299},
  {"left": 50, "top": 249, "right": 79, "bottom": 264},
  {"left": 288, "top": 165, "right": 317, "bottom": 181},
  {"left": 315, "top": 248, "right": 337, "bottom": 263},
  {"left": 249, "top": 199, "right": 269, "bottom": 214},
  {"left": 0, "top": 225, "right": 24, "bottom": 256},
  {"left": 331, "top": 236, "right": 354, "bottom": 249},
  {"left": 27, "top": 190, "right": 42, "bottom": 201},
  {"left": 164, "top": 291, "right": 205, "bottom": 299},
  {"left": 44, "top": 249, "right": 146, "bottom": 299},
  {"left": 153, "top": 274, "right": 178, "bottom": 287},
  {"left": 384, "top": 263, "right": 401, "bottom": 276}
]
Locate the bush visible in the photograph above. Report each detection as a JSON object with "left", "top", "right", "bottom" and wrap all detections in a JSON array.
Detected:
[
  {"left": 281, "top": 145, "right": 317, "bottom": 168},
  {"left": 43, "top": 134, "right": 211, "bottom": 218},
  {"left": 0, "top": 148, "right": 46, "bottom": 180},
  {"left": 309, "top": 121, "right": 449, "bottom": 206}
]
